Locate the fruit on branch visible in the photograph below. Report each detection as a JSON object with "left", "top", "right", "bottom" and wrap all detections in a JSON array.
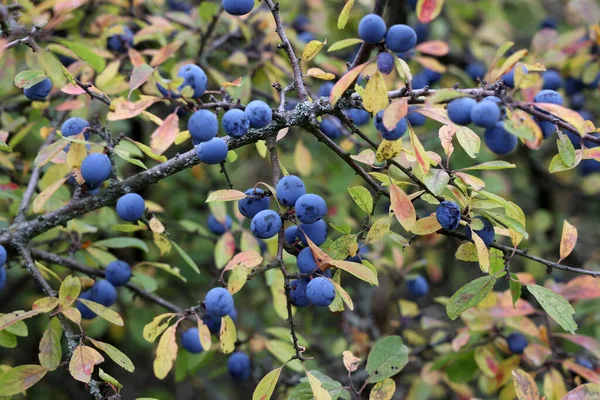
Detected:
[
  {"left": 196, "top": 137, "right": 229, "bottom": 164},
  {"left": 539, "top": 17, "right": 557, "bottom": 30},
  {"left": 377, "top": 52, "right": 395, "bottom": 75},
  {"left": 575, "top": 356, "right": 594, "bottom": 370},
  {"left": 298, "top": 219, "right": 328, "bottom": 246},
  {"left": 385, "top": 24, "right": 417, "bottom": 53},
  {"left": 228, "top": 351, "right": 251, "bottom": 382},
  {"left": 204, "top": 287, "right": 234, "bottom": 317},
  {"left": 502, "top": 69, "right": 515, "bottom": 88},
  {"left": 533, "top": 89, "right": 563, "bottom": 105},
  {"left": 208, "top": 214, "right": 233, "bottom": 235},
  {"left": 344, "top": 108, "right": 371, "bottom": 126},
  {"left": 61, "top": 117, "right": 90, "bottom": 139},
  {"left": 116, "top": 193, "right": 146, "bottom": 222},
  {"left": 105, "top": 260, "right": 132, "bottom": 286},
  {"left": 470, "top": 100, "right": 501, "bottom": 128},
  {"left": 346, "top": 245, "right": 369, "bottom": 263},
  {"left": 570, "top": 93, "right": 586, "bottom": 110},
  {"left": 410, "top": 72, "right": 429, "bottom": 89},
  {"left": 188, "top": 110, "right": 219, "bottom": 143},
  {"left": 320, "top": 116, "right": 343, "bottom": 140},
  {"left": 297, "top": 247, "right": 318, "bottom": 274},
  {"left": 358, "top": 14, "right": 387, "bottom": 44},
  {"left": 422, "top": 68, "right": 442, "bottom": 85},
  {"left": 91, "top": 279, "right": 118, "bottom": 307},
  {"left": 250, "top": 210, "right": 282, "bottom": 239},
  {"left": 293, "top": 15, "right": 310, "bottom": 33},
  {"left": 436, "top": 201, "right": 461, "bottom": 231},
  {"left": 295, "top": 194, "right": 327, "bottom": 224},
  {"left": 407, "top": 275, "right": 429, "bottom": 298},
  {"left": 465, "top": 216, "right": 495, "bottom": 246},
  {"left": 0, "top": 266, "right": 6, "bottom": 291},
  {"left": 465, "top": 61, "right": 487, "bottom": 81},
  {"left": 222, "top": 109, "right": 250, "bottom": 138},
  {"left": 238, "top": 188, "right": 270, "bottom": 218},
  {"left": 318, "top": 82, "right": 334, "bottom": 98},
  {"left": 298, "top": 31, "right": 317, "bottom": 43},
  {"left": 290, "top": 279, "right": 310, "bottom": 308},
  {"left": 203, "top": 307, "right": 237, "bottom": 334},
  {"left": 166, "top": 0, "right": 192, "bottom": 12},
  {"left": 506, "top": 332, "right": 528, "bottom": 354},
  {"left": 0, "top": 245, "right": 6, "bottom": 266},
  {"left": 75, "top": 290, "right": 97, "bottom": 320},
  {"left": 176, "top": 64, "right": 208, "bottom": 98},
  {"left": 244, "top": 100, "right": 272, "bottom": 128},
  {"left": 483, "top": 122, "right": 518, "bottom": 155},
  {"left": 543, "top": 70, "right": 564, "bottom": 91},
  {"left": 275, "top": 175, "right": 306, "bottom": 207},
  {"left": 24, "top": 78, "right": 52, "bottom": 101},
  {"left": 447, "top": 97, "right": 477, "bottom": 126},
  {"left": 537, "top": 119, "right": 556, "bottom": 138},
  {"left": 407, "top": 106, "right": 426, "bottom": 126},
  {"left": 222, "top": 0, "right": 254, "bottom": 16},
  {"left": 306, "top": 277, "right": 335, "bottom": 307},
  {"left": 565, "top": 77, "right": 585, "bottom": 95},
  {"left": 107, "top": 26, "right": 134, "bottom": 53},
  {"left": 285, "top": 226, "right": 299, "bottom": 244},
  {"left": 80, "top": 153, "right": 111, "bottom": 187},
  {"left": 181, "top": 328, "right": 204, "bottom": 354},
  {"left": 375, "top": 111, "right": 407, "bottom": 140}
]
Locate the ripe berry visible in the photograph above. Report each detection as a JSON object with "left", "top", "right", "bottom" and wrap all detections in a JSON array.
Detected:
[
  {"left": 295, "top": 194, "right": 327, "bottom": 224},
  {"left": 245, "top": 100, "right": 272, "bottom": 128},
  {"left": 61, "top": 117, "right": 90, "bottom": 139},
  {"left": 222, "top": 0, "right": 254, "bottom": 16},
  {"left": 306, "top": 277, "right": 335, "bottom": 307},
  {"left": 250, "top": 210, "right": 282, "bottom": 239},
  {"left": 290, "top": 279, "right": 310, "bottom": 308},
  {"left": 204, "top": 287, "right": 234, "bottom": 317},
  {"left": 24, "top": 78, "right": 52, "bottom": 101},
  {"left": 506, "top": 332, "right": 528, "bottom": 354},
  {"left": 81, "top": 153, "right": 111, "bottom": 187},
  {"left": 181, "top": 328, "right": 204, "bottom": 353},
  {"left": 238, "top": 188, "right": 270, "bottom": 218},
  {"left": 407, "top": 275, "right": 429, "bottom": 297},
  {"left": 466, "top": 216, "right": 495, "bottom": 246},
  {"left": 298, "top": 219, "right": 328, "bottom": 246},
  {"left": 358, "top": 14, "right": 387, "bottom": 44},
  {"left": 177, "top": 64, "right": 208, "bottom": 98},
  {"left": 90, "top": 280, "right": 118, "bottom": 307},
  {"left": 105, "top": 260, "right": 132, "bottom": 286},
  {"left": 188, "top": 110, "right": 218, "bottom": 143},
  {"left": 483, "top": 122, "right": 517, "bottom": 155},
  {"left": 196, "top": 137, "right": 229, "bottom": 165},
  {"left": 222, "top": 109, "right": 250, "bottom": 138},
  {"left": 436, "top": 201, "right": 461, "bottom": 230},
  {"left": 447, "top": 97, "right": 477, "bottom": 125},
  {"left": 228, "top": 351, "right": 251, "bottom": 381},
  {"left": 375, "top": 111, "right": 407, "bottom": 140},
  {"left": 275, "top": 175, "right": 306, "bottom": 207},
  {"left": 297, "top": 247, "right": 317, "bottom": 274},
  {"left": 207, "top": 214, "right": 232, "bottom": 235},
  {"left": 116, "top": 193, "right": 145, "bottom": 222},
  {"left": 385, "top": 24, "right": 417, "bottom": 53}
]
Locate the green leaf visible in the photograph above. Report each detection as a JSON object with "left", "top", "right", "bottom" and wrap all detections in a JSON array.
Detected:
[
  {"left": 365, "top": 336, "right": 409, "bottom": 383},
  {"left": 510, "top": 273, "right": 521, "bottom": 308},
  {"left": 0, "top": 331, "right": 17, "bottom": 348},
  {"left": 13, "top": 70, "right": 48, "bottom": 89},
  {"left": 455, "top": 126, "right": 480, "bottom": 158},
  {"left": 56, "top": 39, "right": 106, "bottom": 73},
  {"left": 423, "top": 169, "right": 450, "bottom": 196},
  {"left": 329, "top": 223, "right": 352, "bottom": 235},
  {"left": 171, "top": 240, "right": 200, "bottom": 274},
  {"left": 348, "top": 186, "right": 373, "bottom": 214},
  {"left": 288, "top": 370, "right": 351, "bottom": 400},
  {"left": 89, "top": 338, "right": 135, "bottom": 372},
  {"left": 428, "top": 89, "right": 467, "bottom": 104},
  {"left": 366, "top": 218, "right": 390, "bottom": 244},
  {"left": 327, "top": 38, "right": 363, "bottom": 52},
  {"left": 527, "top": 284, "right": 577, "bottom": 334},
  {"left": 94, "top": 237, "right": 149, "bottom": 252},
  {"left": 114, "top": 149, "right": 148, "bottom": 170},
  {"left": 58, "top": 275, "right": 81, "bottom": 308},
  {"left": 135, "top": 262, "right": 187, "bottom": 282},
  {"left": 446, "top": 275, "right": 496, "bottom": 320},
  {"left": 77, "top": 299, "right": 124, "bottom": 326},
  {"left": 460, "top": 161, "right": 516, "bottom": 171},
  {"left": 99, "top": 368, "right": 123, "bottom": 389},
  {"left": 265, "top": 340, "right": 303, "bottom": 372},
  {"left": 557, "top": 131, "right": 576, "bottom": 168},
  {"left": 548, "top": 154, "right": 575, "bottom": 173},
  {"left": 252, "top": 366, "right": 282, "bottom": 400},
  {"left": 38, "top": 318, "right": 62, "bottom": 370},
  {"left": 0, "top": 139, "right": 12, "bottom": 153},
  {"left": 337, "top": 0, "right": 355, "bottom": 30},
  {"left": 0, "top": 365, "right": 48, "bottom": 396}
]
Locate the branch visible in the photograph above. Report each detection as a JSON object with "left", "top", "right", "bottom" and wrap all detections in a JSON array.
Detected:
[{"left": 75, "top": 79, "right": 112, "bottom": 106}]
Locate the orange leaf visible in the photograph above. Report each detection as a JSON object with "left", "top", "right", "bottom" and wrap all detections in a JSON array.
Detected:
[
  {"left": 558, "top": 220, "right": 577, "bottom": 263},
  {"left": 389, "top": 183, "right": 416, "bottom": 231},
  {"left": 150, "top": 41, "right": 183, "bottom": 67},
  {"left": 330, "top": 62, "right": 369, "bottom": 106},
  {"left": 415, "top": 40, "right": 450, "bottom": 56},
  {"left": 383, "top": 98, "right": 408, "bottom": 131},
  {"left": 150, "top": 112, "right": 180, "bottom": 155}
]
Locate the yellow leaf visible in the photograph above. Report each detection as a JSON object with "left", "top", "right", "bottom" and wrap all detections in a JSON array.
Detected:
[
  {"left": 512, "top": 369, "right": 540, "bottom": 400},
  {"left": 492, "top": 50, "right": 529, "bottom": 82},
  {"left": 472, "top": 230, "right": 490, "bottom": 273},
  {"left": 305, "top": 369, "right": 333, "bottom": 400},
  {"left": 197, "top": 319, "right": 212, "bottom": 351},
  {"left": 66, "top": 133, "right": 87, "bottom": 169},
  {"left": 227, "top": 267, "right": 249, "bottom": 295},
  {"left": 59, "top": 275, "right": 81, "bottom": 308},
  {"left": 337, "top": 0, "right": 355, "bottom": 30},
  {"left": 414, "top": 55, "right": 446, "bottom": 73},
  {"left": 302, "top": 39, "right": 327, "bottom": 63},
  {"left": 408, "top": 123, "right": 430, "bottom": 174},
  {"left": 61, "top": 307, "right": 81, "bottom": 325},
  {"left": 150, "top": 40, "right": 183, "bottom": 67},
  {"left": 369, "top": 378, "right": 396, "bottom": 400},
  {"left": 342, "top": 350, "right": 361, "bottom": 372},
  {"left": 77, "top": 299, "right": 124, "bottom": 326},
  {"left": 383, "top": 98, "right": 408, "bottom": 131},
  {"left": 69, "top": 345, "right": 104, "bottom": 383},
  {"left": 252, "top": 367, "right": 282, "bottom": 400},
  {"left": 411, "top": 215, "right": 442, "bottom": 235},
  {"left": 143, "top": 313, "right": 177, "bottom": 343},
  {"left": 558, "top": 220, "right": 577, "bottom": 263},
  {"left": 153, "top": 324, "right": 178, "bottom": 380},
  {"left": 34, "top": 138, "right": 70, "bottom": 167},
  {"left": 389, "top": 183, "right": 416, "bottom": 231},
  {"left": 305, "top": 68, "right": 336, "bottom": 80},
  {"left": 366, "top": 218, "right": 390, "bottom": 244},
  {"left": 32, "top": 297, "right": 59, "bottom": 313},
  {"left": 376, "top": 139, "right": 402, "bottom": 162},
  {"left": 328, "top": 260, "right": 378, "bottom": 286},
  {"left": 220, "top": 315, "right": 237, "bottom": 354},
  {"left": 294, "top": 140, "right": 313, "bottom": 177},
  {"left": 0, "top": 365, "right": 48, "bottom": 396},
  {"left": 88, "top": 338, "right": 135, "bottom": 372},
  {"left": 363, "top": 71, "right": 388, "bottom": 114},
  {"left": 330, "top": 278, "right": 354, "bottom": 311}
]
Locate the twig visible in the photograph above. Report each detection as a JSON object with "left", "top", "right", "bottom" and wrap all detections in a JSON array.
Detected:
[
  {"left": 219, "top": 161, "right": 234, "bottom": 189},
  {"left": 198, "top": 7, "right": 224, "bottom": 59},
  {"left": 75, "top": 79, "right": 111, "bottom": 106}
]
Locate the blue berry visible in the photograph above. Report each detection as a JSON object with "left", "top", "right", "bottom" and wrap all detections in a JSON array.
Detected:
[
  {"left": 466, "top": 62, "right": 487, "bottom": 81},
  {"left": 0, "top": 266, "right": 6, "bottom": 291},
  {"left": 81, "top": 153, "right": 111, "bottom": 187},
  {"left": 156, "top": 80, "right": 180, "bottom": 98},
  {"left": 411, "top": 72, "right": 429, "bottom": 89},
  {"left": 320, "top": 116, "right": 343, "bottom": 139},
  {"left": 116, "top": 193, "right": 145, "bottom": 222},
  {"left": 188, "top": 110, "right": 218, "bottom": 143},
  {"left": 575, "top": 356, "right": 594, "bottom": 370},
  {"left": 245, "top": 100, "right": 272, "bottom": 128},
  {"left": 565, "top": 78, "right": 584, "bottom": 95},
  {"left": 222, "top": 109, "right": 250, "bottom": 138},
  {"left": 447, "top": 97, "right": 477, "bottom": 125},
  {"left": 250, "top": 210, "right": 281, "bottom": 239},
  {"left": 222, "top": 0, "right": 254, "bottom": 16},
  {"left": 105, "top": 260, "right": 132, "bottom": 286},
  {"left": 285, "top": 226, "right": 299, "bottom": 244},
  {"left": 358, "top": 14, "right": 387, "bottom": 44},
  {"left": 298, "top": 31, "right": 316, "bottom": 43},
  {"left": 507, "top": 332, "right": 528, "bottom": 354},
  {"left": 208, "top": 214, "right": 232, "bottom": 235},
  {"left": 580, "top": 159, "right": 600, "bottom": 176},
  {"left": 578, "top": 109, "right": 593, "bottom": 121},
  {"left": 377, "top": 52, "right": 395, "bottom": 75},
  {"left": 297, "top": 247, "right": 317, "bottom": 274},
  {"left": 415, "top": 22, "right": 429, "bottom": 44},
  {"left": 570, "top": 93, "right": 586, "bottom": 110},
  {"left": 238, "top": 188, "right": 270, "bottom": 218},
  {"left": 502, "top": 69, "right": 515, "bottom": 88},
  {"left": 228, "top": 352, "right": 251, "bottom": 382},
  {"left": 177, "top": 64, "right": 208, "bottom": 98},
  {"left": 290, "top": 279, "right": 310, "bottom": 308},
  {"left": 107, "top": 26, "right": 133, "bottom": 52},
  {"left": 181, "top": 328, "right": 203, "bottom": 353},
  {"left": 306, "top": 277, "right": 335, "bottom": 307},
  {"left": 422, "top": 68, "right": 443, "bottom": 85},
  {"left": 75, "top": 290, "right": 96, "bottom": 320},
  {"left": 90, "top": 280, "right": 118, "bottom": 307},
  {"left": 407, "top": 106, "right": 426, "bottom": 126},
  {"left": 61, "top": 117, "right": 90, "bottom": 139},
  {"left": 318, "top": 82, "right": 334, "bottom": 97},
  {"left": 167, "top": 0, "right": 192, "bottom": 12},
  {"left": 205, "top": 287, "right": 234, "bottom": 317},
  {"left": 484, "top": 122, "right": 517, "bottom": 155},
  {"left": 203, "top": 307, "right": 237, "bottom": 334},
  {"left": 196, "top": 137, "right": 229, "bottom": 164},
  {"left": 543, "top": 70, "right": 564, "bottom": 90},
  {"left": 0, "top": 245, "right": 6, "bottom": 266},
  {"left": 385, "top": 24, "right": 417, "bottom": 53},
  {"left": 534, "top": 90, "right": 563, "bottom": 105},
  {"left": 293, "top": 15, "right": 310, "bottom": 33},
  {"left": 466, "top": 216, "right": 495, "bottom": 246},
  {"left": 375, "top": 111, "right": 407, "bottom": 140},
  {"left": 298, "top": 219, "right": 328, "bottom": 246},
  {"left": 345, "top": 108, "right": 370, "bottom": 126},
  {"left": 407, "top": 275, "right": 429, "bottom": 297},
  {"left": 470, "top": 101, "right": 501, "bottom": 128},
  {"left": 24, "top": 78, "right": 52, "bottom": 101},
  {"left": 295, "top": 194, "right": 327, "bottom": 224},
  {"left": 276, "top": 175, "right": 306, "bottom": 207},
  {"left": 537, "top": 119, "right": 556, "bottom": 138},
  {"left": 539, "top": 18, "right": 557, "bottom": 30},
  {"left": 436, "top": 201, "right": 461, "bottom": 230},
  {"left": 346, "top": 245, "right": 369, "bottom": 263}
]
